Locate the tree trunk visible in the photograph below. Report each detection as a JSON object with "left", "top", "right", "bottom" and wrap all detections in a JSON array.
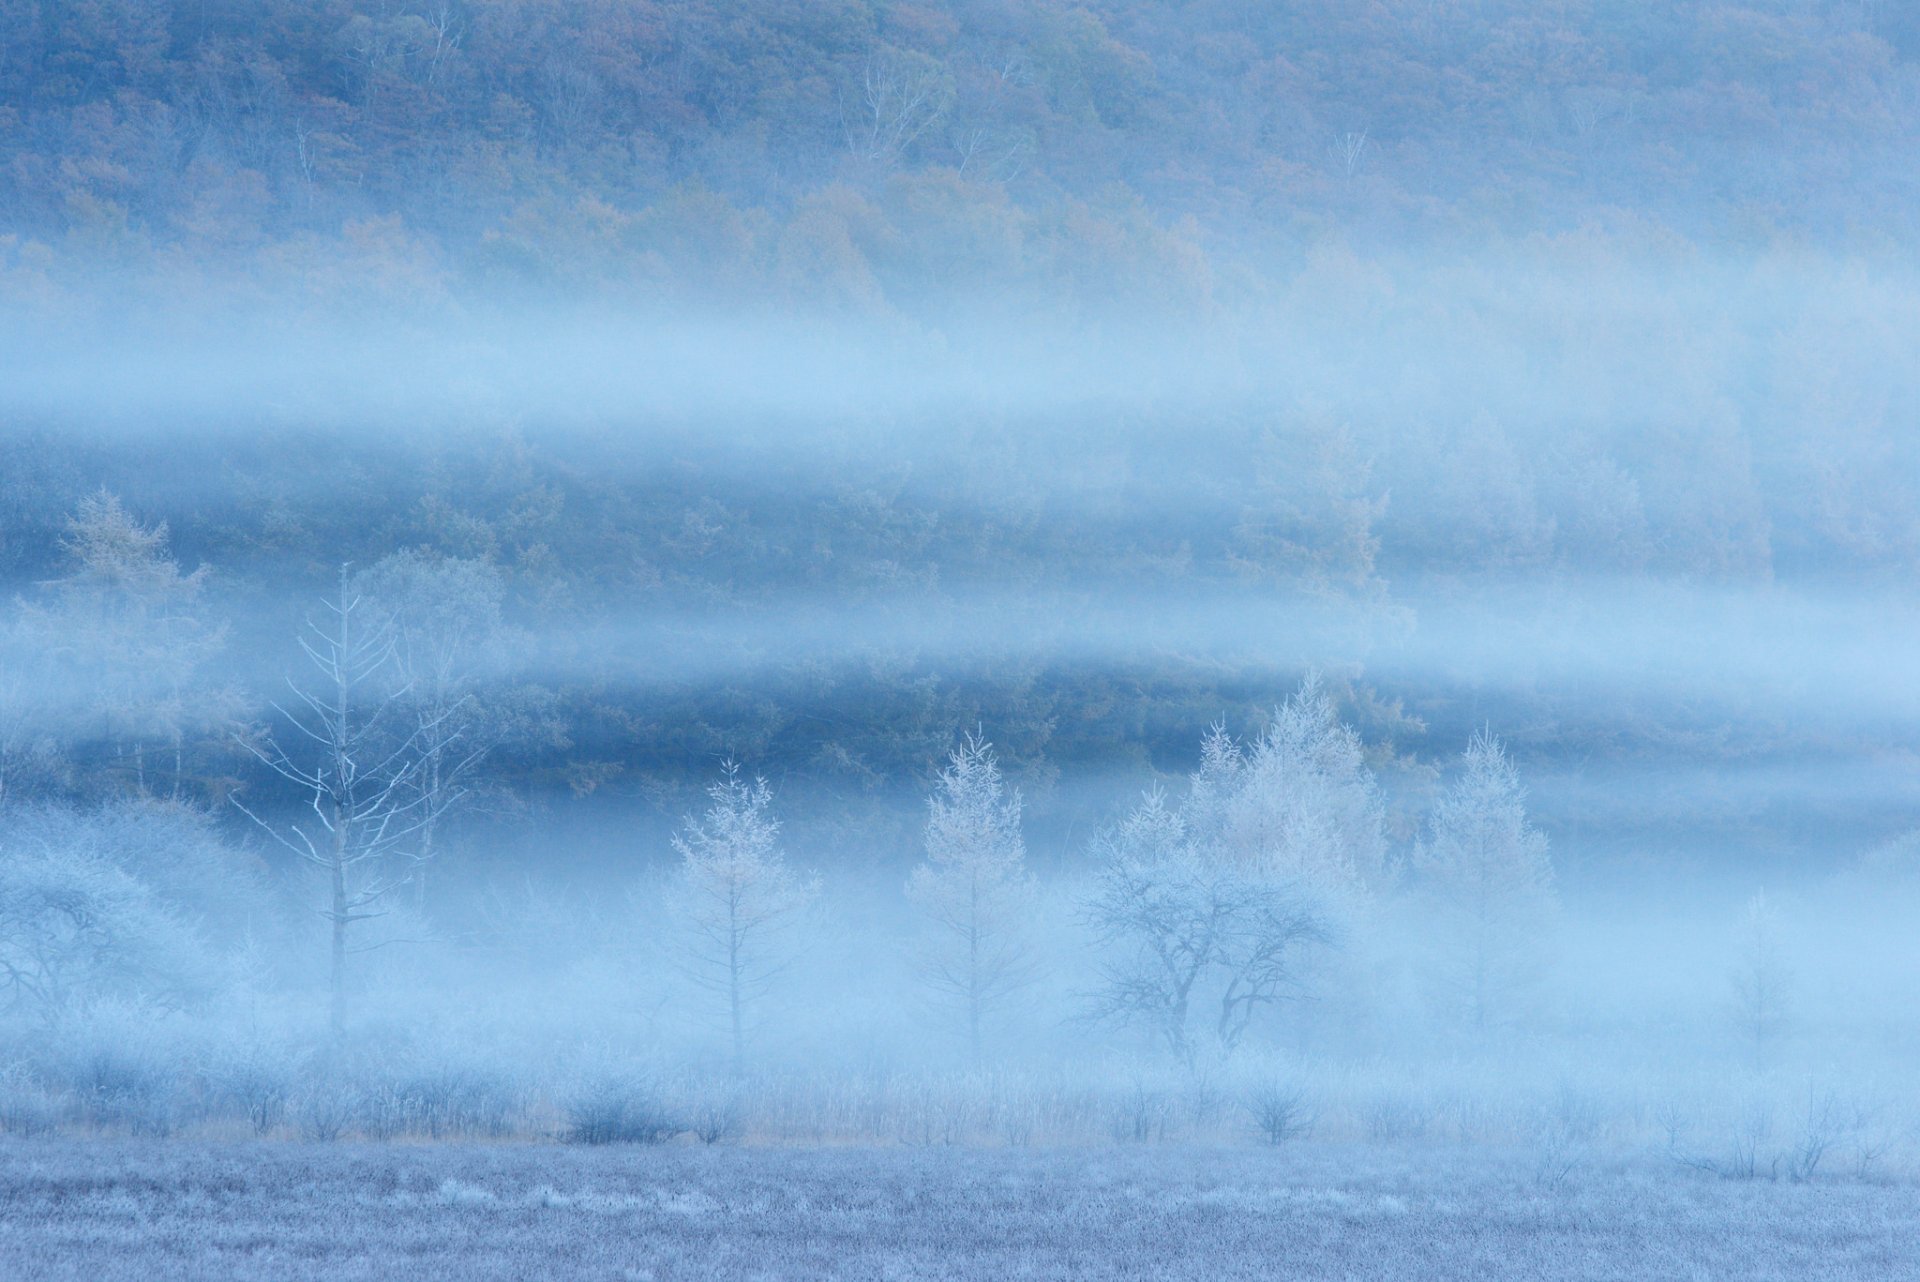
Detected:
[
  {"left": 728, "top": 896, "right": 744, "bottom": 1076},
  {"left": 967, "top": 876, "right": 982, "bottom": 1065},
  {"left": 330, "top": 799, "right": 349, "bottom": 1038},
  {"left": 330, "top": 853, "right": 347, "bottom": 1037}
]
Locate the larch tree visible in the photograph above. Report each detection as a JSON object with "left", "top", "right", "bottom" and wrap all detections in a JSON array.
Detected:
[
  {"left": 670, "top": 765, "right": 817, "bottom": 1075},
  {"left": 1414, "top": 731, "right": 1556, "bottom": 1035},
  {"left": 30, "top": 492, "right": 236, "bottom": 800},
  {"left": 905, "top": 733, "right": 1035, "bottom": 1063},
  {"left": 1187, "top": 674, "right": 1389, "bottom": 900},
  {"left": 234, "top": 566, "right": 457, "bottom": 1035}
]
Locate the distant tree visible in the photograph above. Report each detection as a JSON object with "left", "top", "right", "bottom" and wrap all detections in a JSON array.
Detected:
[
  {"left": 1414, "top": 732, "right": 1556, "bottom": 1034},
  {"left": 1187, "top": 674, "right": 1390, "bottom": 899},
  {"left": 234, "top": 566, "right": 456, "bottom": 1035},
  {"left": 670, "top": 765, "right": 817, "bottom": 1074},
  {"left": 1084, "top": 789, "right": 1327, "bottom": 1067},
  {"left": 905, "top": 733, "right": 1035, "bottom": 1063},
  {"left": 1728, "top": 890, "right": 1792, "bottom": 1067},
  {"left": 27, "top": 492, "right": 237, "bottom": 800},
  {"left": 350, "top": 551, "right": 507, "bottom": 908},
  {"left": 1229, "top": 420, "right": 1388, "bottom": 600},
  {"left": 0, "top": 605, "right": 62, "bottom": 811},
  {"left": 843, "top": 46, "right": 954, "bottom": 168}
]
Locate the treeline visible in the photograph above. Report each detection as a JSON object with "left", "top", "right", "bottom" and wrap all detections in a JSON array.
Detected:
[
  {"left": 0, "top": 490, "right": 1541, "bottom": 1059},
  {"left": 0, "top": 493, "right": 1841, "bottom": 1071},
  {"left": 3, "top": 500, "right": 1913, "bottom": 1156},
  {"left": 4, "top": 0, "right": 1918, "bottom": 313},
  {"left": 3, "top": 366, "right": 1918, "bottom": 860}
]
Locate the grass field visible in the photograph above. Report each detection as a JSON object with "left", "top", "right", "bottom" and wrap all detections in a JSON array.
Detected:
[{"left": 2, "top": 1139, "right": 1915, "bottom": 1281}]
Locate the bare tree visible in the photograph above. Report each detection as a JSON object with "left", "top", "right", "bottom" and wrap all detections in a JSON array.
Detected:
[
  {"left": 421, "top": 1, "right": 465, "bottom": 89},
  {"left": 234, "top": 566, "right": 455, "bottom": 1035},
  {"left": 0, "top": 801, "right": 256, "bottom": 1023},
  {"left": 351, "top": 551, "right": 506, "bottom": 909},
  {"left": 1084, "top": 789, "right": 1326, "bottom": 1067},
  {"left": 1335, "top": 128, "right": 1369, "bottom": 178},
  {"left": 844, "top": 48, "right": 954, "bottom": 168},
  {"left": 0, "top": 830, "right": 209, "bottom": 1024},
  {"left": 1729, "top": 890, "right": 1792, "bottom": 1067},
  {"left": 953, "top": 124, "right": 1036, "bottom": 182},
  {"left": 538, "top": 60, "right": 604, "bottom": 150},
  {"left": 670, "top": 765, "right": 817, "bottom": 1074},
  {"left": 906, "top": 733, "right": 1035, "bottom": 1063}
]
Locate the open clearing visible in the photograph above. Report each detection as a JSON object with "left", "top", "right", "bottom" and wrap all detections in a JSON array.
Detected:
[{"left": 1, "top": 1140, "right": 1914, "bottom": 1280}]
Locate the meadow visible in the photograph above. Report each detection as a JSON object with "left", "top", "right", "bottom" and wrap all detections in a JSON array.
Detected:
[{"left": 4, "top": 1137, "right": 1915, "bottom": 1281}]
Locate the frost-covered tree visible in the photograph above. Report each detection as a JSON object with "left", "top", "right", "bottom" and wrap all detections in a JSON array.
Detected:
[
  {"left": 0, "top": 801, "right": 247, "bottom": 1024},
  {"left": 670, "top": 765, "right": 817, "bottom": 1073},
  {"left": 26, "top": 492, "right": 236, "bottom": 799},
  {"left": 1729, "top": 889, "right": 1792, "bottom": 1067},
  {"left": 906, "top": 733, "right": 1035, "bottom": 1062},
  {"left": 1414, "top": 731, "right": 1556, "bottom": 1034},
  {"left": 0, "top": 606, "right": 62, "bottom": 811},
  {"left": 1187, "top": 675, "right": 1389, "bottom": 899},
  {"left": 1084, "top": 789, "right": 1327, "bottom": 1066},
  {"left": 350, "top": 551, "right": 508, "bottom": 908},
  {"left": 235, "top": 567, "right": 457, "bottom": 1035}
]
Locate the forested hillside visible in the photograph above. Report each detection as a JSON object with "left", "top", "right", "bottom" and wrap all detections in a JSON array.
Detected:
[
  {"left": 4, "top": 0, "right": 1919, "bottom": 871},
  {"left": 7, "top": 0, "right": 1920, "bottom": 282}
]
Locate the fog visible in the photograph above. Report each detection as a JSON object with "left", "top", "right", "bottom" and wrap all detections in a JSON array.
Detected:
[
  {"left": 5, "top": 297, "right": 1915, "bottom": 1156},
  {"left": 2, "top": 4, "right": 1918, "bottom": 1205}
]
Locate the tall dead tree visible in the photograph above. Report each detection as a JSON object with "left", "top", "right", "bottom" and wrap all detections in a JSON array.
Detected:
[{"left": 235, "top": 565, "right": 454, "bottom": 1034}]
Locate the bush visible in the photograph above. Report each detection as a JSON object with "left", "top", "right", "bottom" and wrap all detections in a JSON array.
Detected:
[
  {"left": 1244, "top": 1079, "right": 1313, "bottom": 1145},
  {"left": 683, "top": 1084, "right": 744, "bottom": 1145},
  {"left": 563, "top": 1077, "right": 680, "bottom": 1145},
  {"left": 1363, "top": 1093, "right": 1437, "bottom": 1142},
  {"left": 0, "top": 1065, "right": 63, "bottom": 1137},
  {"left": 211, "top": 1043, "right": 294, "bottom": 1136},
  {"left": 292, "top": 1078, "right": 361, "bottom": 1142},
  {"left": 1109, "top": 1076, "right": 1173, "bottom": 1143},
  {"left": 48, "top": 1013, "right": 188, "bottom": 1137}
]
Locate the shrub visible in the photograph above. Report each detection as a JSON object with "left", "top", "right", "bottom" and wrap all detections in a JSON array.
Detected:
[
  {"left": 684, "top": 1085, "right": 744, "bottom": 1145},
  {"left": 563, "top": 1077, "right": 680, "bottom": 1145},
  {"left": 52, "top": 1015, "right": 185, "bottom": 1136},
  {"left": 1363, "top": 1093, "right": 1437, "bottom": 1142},
  {"left": 0, "top": 1065, "right": 63, "bottom": 1137},
  {"left": 292, "top": 1078, "right": 361, "bottom": 1142},
  {"left": 211, "top": 1043, "right": 293, "bottom": 1136},
  {"left": 1244, "top": 1079, "right": 1314, "bottom": 1145}
]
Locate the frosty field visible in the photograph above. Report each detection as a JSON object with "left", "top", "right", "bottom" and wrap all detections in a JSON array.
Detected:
[{"left": 3, "top": 1139, "right": 1914, "bottom": 1282}]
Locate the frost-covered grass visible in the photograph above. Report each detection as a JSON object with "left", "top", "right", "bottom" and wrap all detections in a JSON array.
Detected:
[{"left": 2, "top": 1139, "right": 1915, "bottom": 1281}]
